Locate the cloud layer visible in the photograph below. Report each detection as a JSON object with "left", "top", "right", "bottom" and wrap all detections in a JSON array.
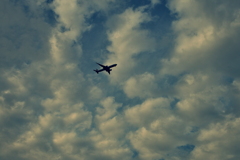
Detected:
[{"left": 1, "top": 0, "right": 240, "bottom": 160}]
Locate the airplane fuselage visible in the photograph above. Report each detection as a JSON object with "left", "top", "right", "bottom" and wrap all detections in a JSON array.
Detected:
[{"left": 94, "top": 63, "right": 117, "bottom": 74}]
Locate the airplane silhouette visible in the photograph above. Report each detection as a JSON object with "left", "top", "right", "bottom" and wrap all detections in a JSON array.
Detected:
[{"left": 94, "top": 63, "right": 117, "bottom": 74}]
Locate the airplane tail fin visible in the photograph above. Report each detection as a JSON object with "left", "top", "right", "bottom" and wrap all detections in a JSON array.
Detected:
[{"left": 94, "top": 69, "right": 99, "bottom": 74}]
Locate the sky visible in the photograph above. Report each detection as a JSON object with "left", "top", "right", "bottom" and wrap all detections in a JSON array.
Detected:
[{"left": 1, "top": 0, "right": 240, "bottom": 160}]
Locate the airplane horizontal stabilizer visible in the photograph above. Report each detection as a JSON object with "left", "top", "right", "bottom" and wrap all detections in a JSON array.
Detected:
[{"left": 94, "top": 69, "right": 99, "bottom": 74}]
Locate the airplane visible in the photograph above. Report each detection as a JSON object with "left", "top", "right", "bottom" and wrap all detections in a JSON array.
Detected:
[{"left": 94, "top": 63, "right": 117, "bottom": 74}]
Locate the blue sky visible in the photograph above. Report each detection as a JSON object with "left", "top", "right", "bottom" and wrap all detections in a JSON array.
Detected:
[{"left": 1, "top": 0, "right": 240, "bottom": 160}]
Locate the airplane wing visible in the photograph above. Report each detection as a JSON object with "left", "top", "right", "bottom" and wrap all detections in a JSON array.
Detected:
[
  {"left": 97, "top": 69, "right": 105, "bottom": 72},
  {"left": 106, "top": 70, "right": 111, "bottom": 74},
  {"left": 109, "top": 64, "right": 117, "bottom": 68},
  {"left": 96, "top": 63, "right": 105, "bottom": 68}
]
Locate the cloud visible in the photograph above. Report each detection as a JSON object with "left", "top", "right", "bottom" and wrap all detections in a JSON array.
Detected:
[
  {"left": 160, "top": 0, "right": 240, "bottom": 123},
  {"left": 0, "top": 0, "right": 51, "bottom": 69},
  {"left": 161, "top": 0, "right": 240, "bottom": 76},
  {"left": 1, "top": 0, "right": 240, "bottom": 159},
  {"left": 0, "top": 0, "right": 114, "bottom": 159},
  {"left": 191, "top": 116, "right": 240, "bottom": 160},
  {"left": 124, "top": 97, "right": 197, "bottom": 159},
  {"left": 125, "top": 97, "right": 170, "bottom": 127},
  {"left": 106, "top": 7, "right": 156, "bottom": 84},
  {"left": 157, "top": 0, "right": 240, "bottom": 159},
  {"left": 150, "top": 0, "right": 161, "bottom": 7},
  {"left": 123, "top": 72, "right": 158, "bottom": 98},
  {"left": 96, "top": 97, "right": 121, "bottom": 122}
]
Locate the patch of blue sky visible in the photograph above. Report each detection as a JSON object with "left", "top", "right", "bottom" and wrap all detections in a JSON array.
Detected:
[
  {"left": 218, "top": 96, "right": 233, "bottom": 114},
  {"left": 131, "top": 1, "right": 176, "bottom": 73},
  {"left": 43, "top": 8, "right": 58, "bottom": 26},
  {"left": 177, "top": 144, "right": 195, "bottom": 153},
  {"left": 221, "top": 76, "right": 234, "bottom": 85},
  {"left": 170, "top": 98, "right": 179, "bottom": 109},
  {"left": 190, "top": 126, "right": 199, "bottom": 133},
  {"left": 141, "top": 0, "right": 175, "bottom": 29},
  {"left": 131, "top": 150, "right": 139, "bottom": 158},
  {"left": 79, "top": 11, "right": 110, "bottom": 74},
  {"left": 115, "top": 93, "right": 143, "bottom": 112},
  {"left": 131, "top": 0, "right": 175, "bottom": 35},
  {"left": 46, "top": 0, "right": 54, "bottom": 4},
  {"left": 163, "top": 144, "right": 195, "bottom": 159},
  {"left": 164, "top": 144, "right": 195, "bottom": 159},
  {"left": 161, "top": 75, "right": 178, "bottom": 87},
  {"left": 129, "top": 0, "right": 151, "bottom": 9}
]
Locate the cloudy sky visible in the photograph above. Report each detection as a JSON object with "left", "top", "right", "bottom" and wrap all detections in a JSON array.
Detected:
[{"left": 1, "top": 0, "right": 240, "bottom": 159}]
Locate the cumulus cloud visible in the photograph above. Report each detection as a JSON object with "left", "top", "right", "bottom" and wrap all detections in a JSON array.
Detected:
[
  {"left": 0, "top": 0, "right": 113, "bottom": 159},
  {"left": 125, "top": 97, "right": 170, "bottom": 127},
  {"left": 191, "top": 116, "right": 240, "bottom": 160},
  {"left": 150, "top": 0, "right": 161, "bottom": 7},
  {"left": 1, "top": 0, "right": 240, "bottom": 160},
  {"left": 123, "top": 72, "right": 158, "bottom": 98},
  {"left": 160, "top": 0, "right": 240, "bottom": 123},
  {"left": 106, "top": 7, "right": 156, "bottom": 84},
  {"left": 125, "top": 99, "right": 197, "bottom": 160},
  {"left": 161, "top": 0, "right": 240, "bottom": 76},
  {"left": 158, "top": 0, "right": 240, "bottom": 159}
]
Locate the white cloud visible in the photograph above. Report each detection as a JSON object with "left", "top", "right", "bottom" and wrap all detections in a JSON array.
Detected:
[
  {"left": 191, "top": 116, "right": 240, "bottom": 160},
  {"left": 1, "top": 0, "right": 240, "bottom": 159},
  {"left": 98, "top": 116, "right": 126, "bottom": 138},
  {"left": 89, "top": 86, "right": 103, "bottom": 101},
  {"left": 128, "top": 127, "right": 175, "bottom": 159},
  {"left": 124, "top": 72, "right": 158, "bottom": 98},
  {"left": 0, "top": 0, "right": 116, "bottom": 159},
  {"left": 52, "top": 131, "right": 94, "bottom": 159},
  {"left": 93, "top": 97, "right": 130, "bottom": 157},
  {"left": 124, "top": 97, "right": 197, "bottom": 159},
  {"left": 96, "top": 97, "right": 122, "bottom": 122},
  {"left": 125, "top": 97, "right": 170, "bottom": 127},
  {"left": 150, "top": 0, "right": 161, "bottom": 7},
  {"left": 161, "top": 0, "right": 240, "bottom": 76},
  {"left": 159, "top": 0, "right": 240, "bottom": 127},
  {"left": 106, "top": 7, "right": 156, "bottom": 84},
  {"left": 90, "top": 130, "right": 132, "bottom": 160},
  {"left": 155, "top": 0, "right": 240, "bottom": 159}
]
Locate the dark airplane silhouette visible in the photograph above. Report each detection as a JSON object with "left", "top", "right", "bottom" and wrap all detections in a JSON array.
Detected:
[{"left": 94, "top": 63, "right": 117, "bottom": 74}]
